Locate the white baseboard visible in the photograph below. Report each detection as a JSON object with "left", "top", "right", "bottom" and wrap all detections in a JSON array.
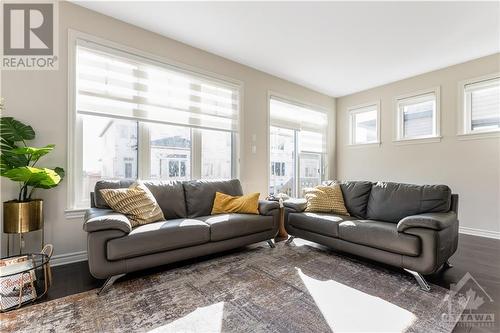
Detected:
[
  {"left": 51, "top": 250, "right": 87, "bottom": 267},
  {"left": 459, "top": 226, "right": 500, "bottom": 240}
]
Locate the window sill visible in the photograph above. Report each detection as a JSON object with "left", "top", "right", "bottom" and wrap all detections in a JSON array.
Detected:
[
  {"left": 64, "top": 209, "right": 87, "bottom": 219},
  {"left": 457, "top": 131, "right": 500, "bottom": 141},
  {"left": 347, "top": 142, "right": 381, "bottom": 148},
  {"left": 393, "top": 136, "right": 442, "bottom": 145}
]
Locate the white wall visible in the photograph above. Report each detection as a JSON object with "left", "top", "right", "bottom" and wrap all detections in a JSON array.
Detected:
[
  {"left": 336, "top": 54, "right": 500, "bottom": 237},
  {"left": 0, "top": 2, "right": 334, "bottom": 259}
]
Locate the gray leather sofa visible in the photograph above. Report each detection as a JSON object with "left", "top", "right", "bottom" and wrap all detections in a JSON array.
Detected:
[
  {"left": 83, "top": 179, "right": 280, "bottom": 293},
  {"left": 284, "top": 181, "right": 459, "bottom": 291}
]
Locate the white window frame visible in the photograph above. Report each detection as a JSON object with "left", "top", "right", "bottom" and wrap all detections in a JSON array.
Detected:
[
  {"left": 457, "top": 72, "right": 500, "bottom": 140},
  {"left": 347, "top": 101, "right": 381, "bottom": 147},
  {"left": 66, "top": 30, "right": 243, "bottom": 215},
  {"left": 393, "top": 87, "right": 441, "bottom": 144},
  {"left": 266, "top": 91, "right": 330, "bottom": 197}
]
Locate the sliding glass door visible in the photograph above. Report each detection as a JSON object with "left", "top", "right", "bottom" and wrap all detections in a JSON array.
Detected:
[
  {"left": 269, "top": 126, "right": 296, "bottom": 197},
  {"left": 269, "top": 97, "right": 328, "bottom": 197}
]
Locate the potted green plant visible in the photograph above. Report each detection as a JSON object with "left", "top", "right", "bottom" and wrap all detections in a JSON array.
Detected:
[{"left": 0, "top": 106, "right": 64, "bottom": 246}]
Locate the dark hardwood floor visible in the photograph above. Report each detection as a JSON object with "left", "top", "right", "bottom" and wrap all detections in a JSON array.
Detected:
[{"left": 39, "top": 234, "right": 499, "bottom": 333}]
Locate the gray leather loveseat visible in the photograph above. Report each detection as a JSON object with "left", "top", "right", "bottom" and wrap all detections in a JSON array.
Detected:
[
  {"left": 284, "top": 181, "right": 459, "bottom": 291},
  {"left": 83, "top": 179, "right": 280, "bottom": 293}
]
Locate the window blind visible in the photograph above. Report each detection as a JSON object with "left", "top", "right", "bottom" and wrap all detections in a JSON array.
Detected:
[
  {"left": 399, "top": 93, "right": 435, "bottom": 138},
  {"left": 269, "top": 97, "right": 328, "bottom": 132},
  {"left": 76, "top": 41, "right": 240, "bottom": 131},
  {"left": 465, "top": 77, "right": 500, "bottom": 131}
]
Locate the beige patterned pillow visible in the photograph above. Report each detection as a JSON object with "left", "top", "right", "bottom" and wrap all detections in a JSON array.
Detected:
[
  {"left": 304, "top": 184, "right": 350, "bottom": 215},
  {"left": 100, "top": 182, "right": 165, "bottom": 227}
]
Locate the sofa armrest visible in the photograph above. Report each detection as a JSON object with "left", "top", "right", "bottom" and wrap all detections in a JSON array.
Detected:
[
  {"left": 258, "top": 200, "right": 280, "bottom": 216},
  {"left": 283, "top": 198, "right": 307, "bottom": 213},
  {"left": 397, "top": 212, "right": 458, "bottom": 233},
  {"left": 83, "top": 208, "right": 132, "bottom": 234}
]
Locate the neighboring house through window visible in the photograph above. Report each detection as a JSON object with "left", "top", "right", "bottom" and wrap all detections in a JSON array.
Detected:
[
  {"left": 69, "top": 35, "right": 240, "bottom": 209},
  {"left": 459, "top": 74, "right": 500, "bottom": 137},
  {"left": 394, "top": 87, "right": 441, "bottom": 142}
]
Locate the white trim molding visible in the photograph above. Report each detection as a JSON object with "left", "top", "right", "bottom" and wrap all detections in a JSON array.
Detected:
[
  {"left": 392, "top": 136, "right": 442, "bottom": 145},
  {"left": 64, "top": 209, "right": 87, "bottom": 219},
  {"left": 347, "top": 142, "right": 381, "bottom": 148},
  {"left": 51, "top": 251, "right": 88, "bottom": 267},
  {"left": 393, "top": 86, "right": 441, "bottom": 143},
  {"left": 457, "top": 72, "right": 500, "bottom": 139},
  {"left": 459, "top": 226, "right": 500, "bottom": 240},
  {"left": 347, "top": 100, "right": 381, "bottom": 146}
]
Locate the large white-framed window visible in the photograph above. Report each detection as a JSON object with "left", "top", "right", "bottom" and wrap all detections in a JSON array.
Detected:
[
  {"left": 268, "top": 95, "right": 328, "bottom": 198},
  {"left": 458, "top": 73, "right": 500, "bottom": 138},
  {"left": 348, "top": 101, "right": 380, "bottom": 146},
  {"left": 394, "top": 87, "right": 441, "bottom": 143},
  {"left": 68, "top": 32, "right": 241, "bottom": 210}
]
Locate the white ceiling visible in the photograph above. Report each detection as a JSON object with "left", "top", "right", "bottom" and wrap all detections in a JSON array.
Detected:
[{"left": 75, "top": 1, "right": 500, "bottom": 97}]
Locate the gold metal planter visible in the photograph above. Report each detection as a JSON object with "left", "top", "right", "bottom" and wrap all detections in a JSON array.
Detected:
[{"left": 3, "top": 200, "right": 44, "bottom": 255}]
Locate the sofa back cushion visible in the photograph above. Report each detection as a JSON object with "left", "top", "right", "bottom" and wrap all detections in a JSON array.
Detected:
[
  {"left": 366, "top": 182, "right": 451, "bottom": 223},
  {"left": 339, "top": 181, "right": 373, "bottom": 218},
  {"left": 183, "top": 179, "right": 243, "bottom": 218},
  {"left": 141, "top": 181, "right": 187, "bottom": 219},
  {"left": 94, "top": 180, "right": 135, "bottom": 209},
  {"left": 94, "top": 180, "right": 187, "bottom": 219}
]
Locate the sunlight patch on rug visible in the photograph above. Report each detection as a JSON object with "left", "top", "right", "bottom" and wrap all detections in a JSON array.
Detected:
[
  {"left": 298, "top": 268, "right": 417, "bottom": 332},
  {"left": 148, "top": 302, "right": 224, "bottom": 333}
]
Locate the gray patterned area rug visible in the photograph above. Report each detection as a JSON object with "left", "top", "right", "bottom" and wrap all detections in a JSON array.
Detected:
[{"left": 1, "top": 240, "right": 465, "bottom": 333}]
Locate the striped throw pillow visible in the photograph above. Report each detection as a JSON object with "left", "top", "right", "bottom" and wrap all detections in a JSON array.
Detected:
[
  {"left": 100, "top": 182, "right": 165, "bottom": 227},
  {"left": 304, "top": 184, "right": 350, "bottom": 215}
]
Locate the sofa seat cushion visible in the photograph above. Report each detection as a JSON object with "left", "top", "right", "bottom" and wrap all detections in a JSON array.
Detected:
[
  {"left": 197, "top": 214, "right": 274, "bottom": 242},
  {"left": 107, "top": 219, "right": 210, "bottom": 260},
  {"left": 338, "top": 220, "right": 420, "bottom": 256},
  {"left": 288, "top": 212, "right": 355, "bottom": 238}
]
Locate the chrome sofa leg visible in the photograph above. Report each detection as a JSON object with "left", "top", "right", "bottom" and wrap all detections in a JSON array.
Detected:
[
  {"left": 285, "top": 236, "right": 295, "bottom": 245},
  {"left": 97, "top": 274, "right": 125, "bottom": 295},
  {"left": 267, "top": 239, "right": 276, "bottom": 248},
  {"left": 404, "top": 269, "right": 431, "bottom": 292}
]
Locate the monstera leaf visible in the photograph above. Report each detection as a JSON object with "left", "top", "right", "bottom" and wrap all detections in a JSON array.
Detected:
[
  {"left": 0, "top": 138, "right": 29, "bottom": 174},
  {"left": 11, "top": 144, "right": 55, "bottom": 160},
  {"left": 0, "top": 116, "right": 65, "bottom": 201},
  {"left": 0, "top": 117, "right": 35, "bottom": 142},
  {"left": 0, "top": 118, "right": 35, "bottom": 173},
  {"left": 3, "top": 167, "right": 62, "bottom": 189}
]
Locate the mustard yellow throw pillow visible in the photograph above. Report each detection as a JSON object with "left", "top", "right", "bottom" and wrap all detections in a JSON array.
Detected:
[
  {"left": 211, "top": 192, "right": 260, "bottom": 215},
  {"left": 304, "top": 184, "right": 350, "bottom": 215},
  {"left": 100, "top": 182, "right": 165, "bottom": 227}
]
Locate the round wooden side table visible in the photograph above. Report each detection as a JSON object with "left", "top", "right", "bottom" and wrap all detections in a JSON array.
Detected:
[{"left": 274, "top": 206, "right": 288, "bottom": 242}]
